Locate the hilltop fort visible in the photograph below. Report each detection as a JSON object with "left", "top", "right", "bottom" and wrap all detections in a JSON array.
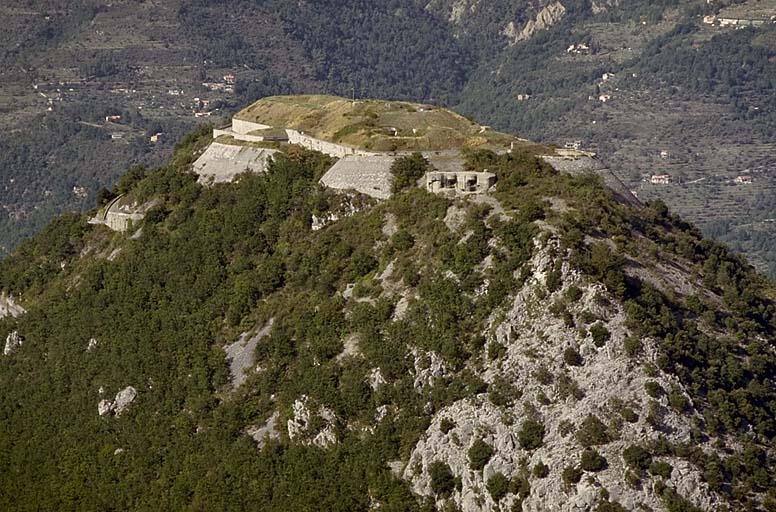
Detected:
[{"left": 95, "top": 95, "right": 630, "bottom": 231}]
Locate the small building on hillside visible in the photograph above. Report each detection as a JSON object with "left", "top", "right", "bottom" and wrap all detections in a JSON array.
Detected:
[
  {"left": 734, "top": 175, "right": 753, "bottom": 184},
  {"left": 564, "top": 141, "right": 582, "bottom": 150},
  {"left": 650, "top": 174, "right": 672, "bottom": 185}
]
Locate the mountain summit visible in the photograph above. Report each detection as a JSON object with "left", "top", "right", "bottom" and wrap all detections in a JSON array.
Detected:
[{"left": 1, "top": 96, "right": 775, "bottom": 511}]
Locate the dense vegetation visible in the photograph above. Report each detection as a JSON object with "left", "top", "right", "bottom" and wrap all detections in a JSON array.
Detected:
[
  {"left": 2, "top": 120, "right": 776, "bottom": 509},
  {"left": 0, "top": 131, "right": 543, "bottom": 510}
]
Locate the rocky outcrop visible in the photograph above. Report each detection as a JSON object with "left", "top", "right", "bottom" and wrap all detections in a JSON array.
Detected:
[
  {"left": 287, "top": 395, "right": 337, "bottom": 448},
  {"left": 403, "top": 238, "right": 722, "bottom": 511},
  {"left": 0, "top": 293, "right": 25, "bottom": 319},
  {"left": 412, "top": 349, "right": 449, "bottom": 391},
  {"left": 98, "top": 386, "right": 138, "bottom": 417},
  {"left": 247, "top": 411, "right": 281, "bottom": 448},
  {"left": 3, "top": 331, "right": 23, "bottom": 356},
  {"left": 502, "top": 2, "right": 566, "bottom": 44},
  {"left": 224, "top": 319, "right": 274, "bottom": 389}
]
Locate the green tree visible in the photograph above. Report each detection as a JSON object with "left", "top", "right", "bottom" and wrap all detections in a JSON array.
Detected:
[{"left": 391, "top": 153, "right": 430, "bottom": 193}]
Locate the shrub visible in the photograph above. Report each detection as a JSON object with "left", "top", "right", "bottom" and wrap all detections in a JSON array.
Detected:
[
  {"left": 595, "top": 501, "right": 628, "bottom": 512},
  {"left": 533, "top": 461, "right": 549, "bottom": 478},
  {"left": 619, "top": 407, "right": 638, "bottom": 423},
  {"left": 486, "top": 472, "right": 509, "bottom": 501},
  {"left": 644, "top": 381, "right": 665, "bottom": 398},
  {"left": 562, "top": 465, "right": 583, "bottom": 488},
  {"left": 391, "top": 153, "right": 429, "bottom": 192},
  {"left": 579, "top": 310, "right": 598, "bottom": 324},
  {"left": 390, "top": 230, "right": 415, "bottom": 252},
  {"left": 645, "top": 400, "right": 665, "bottom": 428},
  {"left": 556, "top": 373, "right": 585, "bottom": 400},
  {"left": 580, "top": 449, "right": 608, "bottom": 472},
  {"left": 563, "top": 347, "right": 583, "bottom": 366},
  {"left": 546, "top": 266, "right": 563, "bottom": 292},
  {"left": 623, "top": 336, "right": 642, "bottom": 357},
  {"left": 440, "top": 417, "right": 455, "bottom": 434},
  {"left": 623, "top": 445, "right": 653, "bottom": 471},
  {"left": 533, "top": 365, "right": 554, "bottom": 385},
  {"left": 576, "top": 414, "right": 610, "bottom": 447},
  {"left": 429, "top": 461, "right": 455, "bottom": 495},
  {"left": 649, "top": 460, "right": 673, "bottom": 479},
  {"left": 625, "top": 469, "right": 641, "bottom": 488},
  {"left": 668, "top": 389, "right": 690, "bottom": 413},
  {"left": 489, "top": 376, "right": 519, "bottom": 408},
  {"left": 468, "top": 439, "right": 494, "bottom": 471},
  {"left": 565, "top": 284, "right": 583, "bottom": 302},
  {"left": 488, "top": 341, "right": 507, "bottom": 360},
  {"left": 509, "top": 474, "right": 531, "bottom": 506},
  {"left": 589, "top": 322, "right": 610, "bottom": 347},
  {"left": 518, "top": 419, "right": 545, "bottom": 450}
]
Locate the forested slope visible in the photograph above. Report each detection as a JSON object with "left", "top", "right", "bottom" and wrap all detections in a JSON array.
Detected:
[{"left": 1, "top": 123, "right": 776, "bottom": 510}]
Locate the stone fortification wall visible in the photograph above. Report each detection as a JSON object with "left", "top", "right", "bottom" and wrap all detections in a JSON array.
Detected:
[
  {"left": 320, "top": 155, "right": 396, "bottom": 200},
  {"left": 286, "top": 130, "right": 376, "bottom": 158},
  {"left": 232, "top": 119, "right": 271, "bottom": 135},
  {"left": 105, "top": 211, "right": 144, "bottom": 232},
  {"left": 213, "top": 127, "right": 267, "bottom": 143},
  {"left": 193, "top": 142, "right": 279, "bottom": 184},
  {"left": 95, "top": 195, "right": 155, "bottom": 232}
]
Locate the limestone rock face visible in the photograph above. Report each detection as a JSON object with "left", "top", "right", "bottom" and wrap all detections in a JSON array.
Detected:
[
  {"left": 113, "top": 386, "right": 138, "bottom": 416},
  {"left": 403, "top": 239, "right": 722, "bottom": 511},
  {"left": 98, "top": 386, "right": 138, "bottom": 417},
  {"left": 503, "top": 2, "right": 566, "bottom": 44},
  {"left": 3, "top": 331, "right": 23, "bottom": 356},
  {"left": 98, "top": 399, "right": 114, "bottom": 416},
  {"left": 287, "top": 395, "right": 337, "bottom": 448},
  {"left": 247, "top": 411, "right": 281, "bottom": 448},
  {"left": 412, "top": 349, "right": 449, "bottom": 391},
  {"left": 0, "top": 293, "right": 25, "bottom": 319},
  {"left": 225, "top": 319, "right": 274, "bottom": 389}
]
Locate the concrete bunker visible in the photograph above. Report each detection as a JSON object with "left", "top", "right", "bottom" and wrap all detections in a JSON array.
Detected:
[
  {"left": 425, "top": 171, "right": 496, "bottom": 194},
  {"left": 91, "top": 194, "right": 157, "bottom": 232}
]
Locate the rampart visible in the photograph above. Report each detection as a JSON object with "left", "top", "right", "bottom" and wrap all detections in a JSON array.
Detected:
[
  {"left": 232, "top": 119, "right": 271, "bottom": 135},
  {"left": 285, "top": 130, "right": 376, "bottom": 158}
]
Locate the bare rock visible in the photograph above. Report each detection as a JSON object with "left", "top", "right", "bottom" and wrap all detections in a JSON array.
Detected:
[
  {"left": 287, "top": 395, "right": 338, "bottom": 448},
  {"left": 98, "top": 399, "right": 114, "bottom": 416},
  {"left": 3, "top": 331, "right": 23, "bottom": 356},
  {"left": 224, "top": 319, "right": 274, "bottom": 388},
  {"left": 113, "top": 386, "right": 137, "bottom": 416},
  {"left": 247, "top": 411, "right": 281, "bottom": 448},
  {"left": 367, "top": 367, "right": 387, "bottom": 390},
  {"left": 503, "top": 2, "right": 566, "bottom": 44},
  {"left": 0, "top": 293, "right": 25, "bottom": 319},
  {"left": 412, "top": 349, "right": 448, "bottom": 391},
  {"left": 403, "top": 237, "right": 722, "bottom": 512}
]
